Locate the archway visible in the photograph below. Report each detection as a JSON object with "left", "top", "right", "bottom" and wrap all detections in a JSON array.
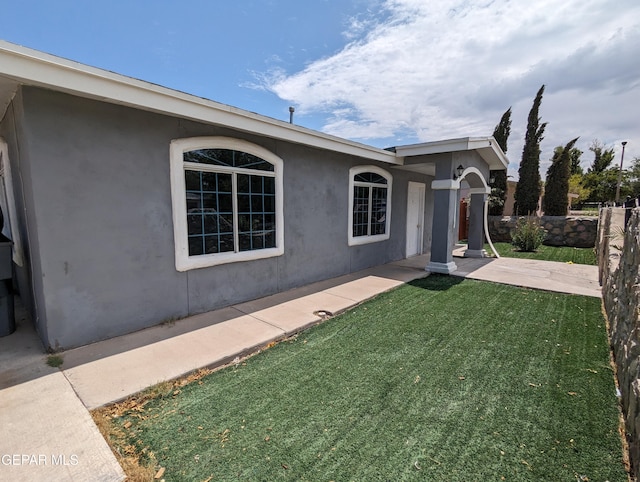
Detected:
[{"left": 457, "top": 167, "right": 491, "bottom": 258}]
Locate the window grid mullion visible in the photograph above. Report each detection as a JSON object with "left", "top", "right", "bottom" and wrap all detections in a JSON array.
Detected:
[
  {"left": 262, "top": 176, "right": 266, "bottom": 247},
  {"left": 199, "top": 172, "right": 206, "bottom": 255},
  {"left": 248, "top": 174, "right": 253, "bottom": 251},
  {"left": 354, "top": 181, "right": 386, "bottom": 189},
  {"left": 215, "top": 173, "right": 222, "bottom": 254},
  {"left": 184, "top": 161, "right": 275, "bottom": 178},
  {"left": 232, "top": 172, "right": 239, "bottom": 253},
  {"left": 367, "top": 187, "right": 373, "bottom": 236}
]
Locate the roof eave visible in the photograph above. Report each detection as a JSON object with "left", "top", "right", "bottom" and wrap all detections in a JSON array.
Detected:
[{"left": 0, "top": 41, "right": 399, "bottom": 165}]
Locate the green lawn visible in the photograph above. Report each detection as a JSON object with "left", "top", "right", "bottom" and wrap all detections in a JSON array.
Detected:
[
  {"left": 488, "top": 242, "right": 597, "bottom": 265},
  {"left": 104, "top": 276, "right": 626, "bottom": 481}
]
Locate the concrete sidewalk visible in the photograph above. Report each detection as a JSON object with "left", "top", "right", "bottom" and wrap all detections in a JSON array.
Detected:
[
  {"left": 0, "top": 253, "right": 601, "bottom": 481},
  {"left": 0, "top": 303, "right": 127, "bottom": 481},
  {"left": 62, "top": 261, "right": 430, "bottom": 410}
]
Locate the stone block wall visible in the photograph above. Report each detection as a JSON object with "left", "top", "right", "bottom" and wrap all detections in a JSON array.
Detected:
[
  {"left": 599, "top": 207, "right": 640, "bottom": 478},
  {"left": 487, "top": 216, "right": 598, "bottom": 248},
  {"left": 486, "top": 216, "right": 517, "bottom": 243}
]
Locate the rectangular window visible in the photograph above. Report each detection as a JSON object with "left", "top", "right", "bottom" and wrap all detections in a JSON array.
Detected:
[
  {"left": 352, "top": 185, "right": 370, "bottom": 237},
  {"left": 371, "top": 186, "right": 387, "bottom": 235},
  {"left": 237, "top": 174, "right": 276, "bottom": 252},
  {"left": 186, "top": 171, "right": 234, "bottom": 256},
  {"left": 184, "top": 169, "right": 276, "bottom": 256}
]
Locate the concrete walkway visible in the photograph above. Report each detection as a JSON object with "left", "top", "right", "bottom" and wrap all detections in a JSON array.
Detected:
[
  {"left": 0, "top": 253, "right": 601, "bottom": 481},
  {"left": 0, "top": 304, "right": 126, "bottom": 481},
  {"left": 451, "top": 248, "right": 601, "bottom": 298}
]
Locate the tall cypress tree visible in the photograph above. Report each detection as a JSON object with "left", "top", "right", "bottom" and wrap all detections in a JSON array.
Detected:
[
  {"left": 569, "top": 147, "right": 584, "bottom": 176},
  {"left": 542, "top": 137, "right": 579, "bottom": 216},
  {"left": 514, "top": 85, "right": 547, "bottom": 215},
  {"left": 488, "top": 107, "right": 511, "bottom": 215},
  {"left": 493, "top": 107, "right": 512, "bottom": 152}
]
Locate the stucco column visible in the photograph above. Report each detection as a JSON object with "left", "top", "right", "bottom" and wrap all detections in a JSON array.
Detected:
[
  {"left": 426, "top": 180, "right": 458, "bottom": 274},
  {"left": 465, "top": 192, "right": 488, "bottom": 258}
]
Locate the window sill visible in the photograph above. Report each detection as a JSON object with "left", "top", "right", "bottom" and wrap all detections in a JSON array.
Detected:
[
  {"left": 348, "top": 234, "right": 390, "bottom": 246},
  {"left": 176, "top": 246, "right": 284, "bottom": 271}
]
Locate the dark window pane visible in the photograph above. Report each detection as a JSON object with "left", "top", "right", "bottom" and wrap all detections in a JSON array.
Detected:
[
  {"left": 264, "top": 231, "right": 276, "bottom": 248},
  {"left": 353, "top": 213, "right": 369, "bottom": 237},
  {"left": 353, "top": 185, "right": 370, "bottom": 237},
  {"left": 218, "top": 192, "right": 233, "bottom": 213},
  {"left": 251, "top": 195, "right": 263, "bottom": 212},
  {"left": 187, "top": 214, "right": 203, "bottom": 235},
  {"left": 251, "top": 214, "right": 263, "bottom": 231},
  {"left": 203, "top": 214, "right": 219, "bottom": 234},
  {"left": 204, "top": 235, "right": 219, "bottom": 254},
  {"left": 188, "top": 236, "right": 204, "bottom": 256},
  {"left": 264, "top": 195, "right": 275, "bottom": 213},
  {"left": 354, "top": 172, "right": 387, "bottom": 184},
  {"left": 354, "top": 185, "right": 369, "bottom": 205},
  {"left": 371, "top": 186, "right": 387, "bottom": 235},
  {"left": 186, "top": 192, "right": 202, "bottom": 211},
  {"left": 239, "top": 233, "right": 252, "bottom": 252},
  {"left": 184, "top": 149, "right": 232, "bottom": 167},
  {"left": 237, "top": 174, "right": 250, "bottom": 193},
  {"left": 220, "top": 214, "right": 234, "bottom": 232},
  {"left": 184, "top": 149, "right": 274, "bottom": 172},
  {"left": 217, "top": 174, "right": 232, "bottom": 193},
  {"left": 264, "top": 177, "right": 275, "bottom": 194},
  {"left": 263, "top": 214, "right": 275, "bottom": 230},
  {"left": 202, "top": 193, "right": 217, "bottom": 211},
  {"left": 232, "top": 151, "right": 274, "bottom": 171},
  {"left": 250, "top": 175, "right": 263, "bottom": 193},
  {"left": 185, "top": 170, "right": 201, "bottom": 190},
  {"left": 237, "top": 194, "right": 250, "bottom": 213},
  {"left": 201, "top": 172, "right": 217, "bottom": 191},
  {"left": 238, "top": 213, "right": 251, "bottom": 232},
  {"left": 219, "top": 234, "right": 234, "bottom": 252},
  {"left": 185, "top": 170, "right": 237, "bottom": 258}
]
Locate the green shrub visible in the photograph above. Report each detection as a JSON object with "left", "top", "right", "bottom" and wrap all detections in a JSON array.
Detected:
[{"left": 511, "top": 217, "right": 546, "bottom": 252}]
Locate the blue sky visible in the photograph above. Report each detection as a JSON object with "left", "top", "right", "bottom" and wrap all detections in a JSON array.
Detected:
[{"left": 3, "top": 0, "right": 639, "bottom": 178}]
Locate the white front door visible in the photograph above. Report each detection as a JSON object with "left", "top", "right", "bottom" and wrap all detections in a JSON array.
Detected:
[{"left": 406, "top": 181, "right": 426, "bottom": 257}]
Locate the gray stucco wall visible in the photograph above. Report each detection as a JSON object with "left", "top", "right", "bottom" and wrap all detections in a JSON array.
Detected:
[{"left": 18, "top": 87, "right": 433, "bottom": 349}]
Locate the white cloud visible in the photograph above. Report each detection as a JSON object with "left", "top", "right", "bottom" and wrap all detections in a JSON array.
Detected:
[{"left": 261, "top": 0, "right": 640, "bottom": 175}]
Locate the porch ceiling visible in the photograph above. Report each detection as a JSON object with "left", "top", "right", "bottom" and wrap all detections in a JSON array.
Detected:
[{"left": 391, "top": 162, "right": 436, "bottom": 176}]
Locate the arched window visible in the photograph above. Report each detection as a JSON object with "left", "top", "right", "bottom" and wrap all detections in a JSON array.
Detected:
[
  {"left": 348, "top": 166, "right": 392, "bottom": 246},
  {"left": 170, "top": 137, "right": 284, "bottom": 271}
]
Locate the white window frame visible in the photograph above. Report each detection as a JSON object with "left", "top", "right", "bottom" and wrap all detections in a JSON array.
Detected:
[
  {"left": 348, "top": 165, "right": 392, "bottom": 246},
  {"left": 170, "top": 137, "right": 284, "bottom": 271}
]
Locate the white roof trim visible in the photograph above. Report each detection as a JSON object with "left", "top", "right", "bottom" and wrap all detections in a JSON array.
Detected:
[
  {"left": 394, "top": 136, "right": 509, "bottom": 170},
  {"left": 0, "top": 41, "right": 399, "bottom": 165}
]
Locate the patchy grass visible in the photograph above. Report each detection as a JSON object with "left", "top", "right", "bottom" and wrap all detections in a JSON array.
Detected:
[
  {"left": 46, "top": 354, "right": 63, "bottom": 368},
  {"left": 489, "top": 242, "right": 597, "bottom": 265},
  {"left": 93, "top": 371, "right": 214, "bottom": 481},
  {"left": 98, "top": 276, "right": 626, "bottom": 481}
]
